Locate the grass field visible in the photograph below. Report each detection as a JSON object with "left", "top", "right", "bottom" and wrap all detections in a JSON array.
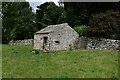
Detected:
[
  {"left": 0, "top": 44, "right": 2, "bottom": 79},
  {"left": 2, "top": 44, "right": 118, "bottom": 78}
]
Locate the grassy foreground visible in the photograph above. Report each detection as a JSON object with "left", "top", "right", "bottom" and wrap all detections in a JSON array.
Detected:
[
  {"left": 0, "top": 44, "right": 2, "bottom": 79},
  {"left": 2, "top": 44, "right": 118, "bottom": 78}
]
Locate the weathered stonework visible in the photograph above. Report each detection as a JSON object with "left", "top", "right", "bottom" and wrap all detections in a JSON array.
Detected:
[
  {"left": 86, "top": 37, "right": 120, "bottom": 50},
  {"left": 34, "top": 23, "right": 79, "bottom": 51},
  {"left": 8, "top": 37, "right": 120, "bottom": 51},
  {"left": 9, "top": 39, "right": 33, "bottom": 45}
]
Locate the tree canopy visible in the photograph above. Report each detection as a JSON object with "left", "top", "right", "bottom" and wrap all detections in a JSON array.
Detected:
[
  {"left": 2, "top": 2, "right": 120, "bottom": 44},
  {"left": 86, "top": 10, "right": 120, "bottom": 40},
  {"left": 63, "top": 2, "right": 120, "bottom": 39},
  {"left": 2, "top": 2, "right": 37, "bottom": 43},
  {"left": 35, "top": 2, "right": 67, "bottom": 30}
]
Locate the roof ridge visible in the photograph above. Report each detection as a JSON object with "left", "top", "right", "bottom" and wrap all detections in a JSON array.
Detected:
[{"left": 35, "top": 23, "right": 69, "bottom": 34}]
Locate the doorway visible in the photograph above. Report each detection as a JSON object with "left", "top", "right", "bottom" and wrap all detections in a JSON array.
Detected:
[{"left": 43, "top": 36, "right": 48, "bottom": 50}]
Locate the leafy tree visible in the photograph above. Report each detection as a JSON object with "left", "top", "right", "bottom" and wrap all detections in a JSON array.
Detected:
[
  {"left": 2, "top": 2, "right": 37, "bottom": 43},
  {"left": 64, "top": 2, "right": 119, "bottom": 14},
  {"left": 60, "top": 2, "right": 90, "bottom": 28},
  {"left": 0, "top": 2, "right": 1, "bottom": 43},
  {"left": 57, "top": 9, "right": 67, "bottom": 23},
  {"left": 74, "top": 25, "right": 88, "bottom": 36},
  {"left": 36, "top": 2, "right": 66, "bottom": 30},
  {"left": 66, "top": 7, "right": 89, "bottom": 27},
  {"left": 63, "top": 2, "right": 119, "bottom": 27},
  {"left": 86, "top": 10, "right": 120, "bottom": 40}
]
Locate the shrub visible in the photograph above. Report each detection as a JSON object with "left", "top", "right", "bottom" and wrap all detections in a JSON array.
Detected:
[
  {"left": 32, "top": 49, "right": 39, "bottom": 54},
  {"left": 74, "top": 25, "right": 88, "bottom": 36},
  {"left": 86, "top": 10, "right": 120, "bottom": 39}
]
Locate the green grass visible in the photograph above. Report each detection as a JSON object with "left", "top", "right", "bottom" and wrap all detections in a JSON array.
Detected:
[
  {"left": 0, "top": 44, "right": 2, "bottom": 79},
  {"left": 2, "top": 44, "right": 118, "bottom": 78}
]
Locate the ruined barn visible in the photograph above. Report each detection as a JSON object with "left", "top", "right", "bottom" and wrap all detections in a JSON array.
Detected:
[{"left": 34, "top": 23, "right": 80, "bottom": 51}]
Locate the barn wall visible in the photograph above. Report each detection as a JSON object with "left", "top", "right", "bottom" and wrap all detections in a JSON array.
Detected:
[
  {"left": 34, "top": 33, "right": 50, "bottom": 50},
  {"left": 48, "top": 25, "right": 79, "bottom": 51}
]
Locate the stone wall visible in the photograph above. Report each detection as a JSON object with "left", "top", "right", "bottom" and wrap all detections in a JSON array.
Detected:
[
  {"left": 8, "top": 37, "right": 120, "bottom": 50},
  {"left": 9, "top": 39, "right": 33, "bottom": 45},
  {"left": 86, "top": 37, "right": 120, "bottom": 50}
]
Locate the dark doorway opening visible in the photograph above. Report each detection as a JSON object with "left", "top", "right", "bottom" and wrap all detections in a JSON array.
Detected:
[
  {"left": 43, "top": 36, "right": 48, "bottom": 50},
  {"left": 43, "top": 36, "right": 48, "bottom": 44}
]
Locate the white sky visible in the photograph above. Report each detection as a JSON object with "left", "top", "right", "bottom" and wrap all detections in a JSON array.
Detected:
[
  {"left": 27, "top": 0, "right": 120, "bottom": 12},
  {"left": 26, "top": 0, "right": 59, "bottom": 12}
]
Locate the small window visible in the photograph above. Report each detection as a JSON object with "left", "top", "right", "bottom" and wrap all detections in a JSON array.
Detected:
[{"left": 55, "top": 41, "right": 60, "bottom": 44}]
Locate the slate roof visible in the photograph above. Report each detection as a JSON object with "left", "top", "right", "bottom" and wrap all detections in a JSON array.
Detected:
[{"left": 35, "top": 23, "right": 69, "bottom": 34}]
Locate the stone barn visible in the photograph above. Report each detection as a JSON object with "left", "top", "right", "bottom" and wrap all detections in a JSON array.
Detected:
[{"left": 34, "top": 23, "right": 80, "bottom": 51}]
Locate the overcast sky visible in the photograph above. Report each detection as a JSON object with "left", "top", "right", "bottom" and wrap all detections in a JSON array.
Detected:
[
  {"left": 26, "top": 0, "right": 120, "bottom": 12},
  {"left": 26, "top": 0, "right": 59, "bottom": 12}
]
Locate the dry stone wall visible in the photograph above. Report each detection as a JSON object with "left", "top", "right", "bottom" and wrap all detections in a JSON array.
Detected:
[
  {"left": 9, "top": 39, "right": 33, "bottom": 45},
  {"left": 8, "top": 37, "right": 120, "bottom": 50},
  {"left": 86, "top": 37, "right": 120, "bottom": 50}
]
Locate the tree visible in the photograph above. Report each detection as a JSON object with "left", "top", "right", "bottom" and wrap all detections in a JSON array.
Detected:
[
  {"left": 36, "top": 2, "right": 66, "bottom": 30},
  {"left": 74, "top": 25, "right": 88, "bottom": 36},
  {"left": 65, "top": 7, "right": 89, "bottom": 27},
  {"left": 61, "top": 2, "right": 90, "bottom": 27},
  {"left": 63, "top": 2, "right": 119, "bottom": 14},
  {"left": 63, "top": 2, "right": 119, "bottom": 27},
  {"left": 0, "top": 2, "right": 1, "bottom": 43},
  {"left": 2, "top": 2, "right": 37, "bottom": 43},
  {"left": 86, "top": 10, "right": 120, "bottom": 40}
]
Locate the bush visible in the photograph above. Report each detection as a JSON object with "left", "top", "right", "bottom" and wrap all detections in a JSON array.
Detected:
[
  {"left": 32, "top": 49, "right": 40, "bottom": 54},
  {"left": 74, "top": 25, "right": 88, "bottom": 36},
  {"left": 86, "top": 10, "right": 120, "bottom": 39}
]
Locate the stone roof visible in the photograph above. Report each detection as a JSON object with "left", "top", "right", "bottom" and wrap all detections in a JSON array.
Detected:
[{"left": 35, "top": 23, "right": 70, "bottom": 34}]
